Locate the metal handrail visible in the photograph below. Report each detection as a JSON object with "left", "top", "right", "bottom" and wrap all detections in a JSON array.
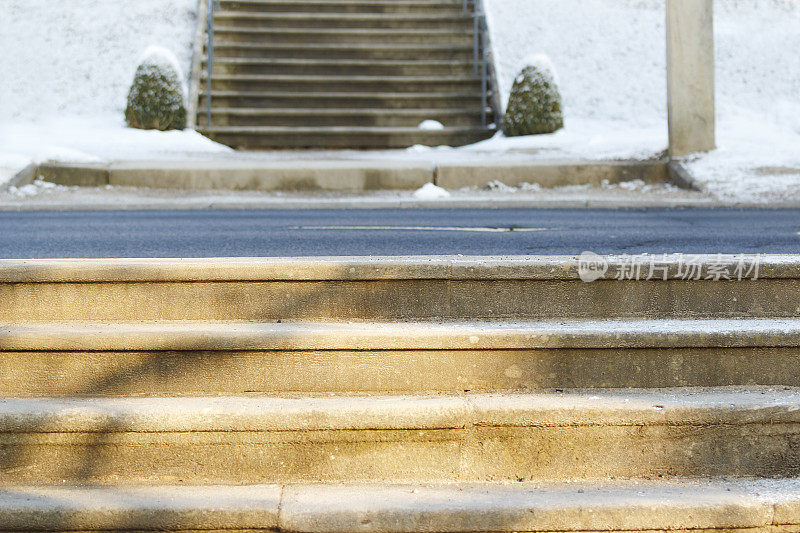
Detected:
[
  {"left": 465, "top": 0, "right": 489, "bottom": 127},
  {"left": 205, "top": 0, "right": 220, "bottom": 127}
]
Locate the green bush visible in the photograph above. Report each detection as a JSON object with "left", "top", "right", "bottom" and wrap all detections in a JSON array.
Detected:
[
  {"left": 502, "top": 57, "right": 564, "bottom": 137},
  {"left": 125, "top": 48, "right": 187, "bottom": 131}
]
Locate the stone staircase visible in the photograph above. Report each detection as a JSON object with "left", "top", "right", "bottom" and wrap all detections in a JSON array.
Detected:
[
  {"left": 197, "top": 0, "right": 496, "bottom": 149},
  {"left": 1, "top": 255, "right": 800, "bottom": 531}
]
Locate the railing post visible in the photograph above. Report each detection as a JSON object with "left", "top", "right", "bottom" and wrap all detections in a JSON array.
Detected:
[
  {"left": 205, "top": 0, "right": 218, "bottom": 128},
  {"left": 473, "top": 11, "right": 479, "bottom": 75}
]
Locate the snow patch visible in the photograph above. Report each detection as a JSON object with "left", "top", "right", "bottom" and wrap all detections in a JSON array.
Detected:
[
  {"left": 7, "top": 178, "right": 70, "bottom": 198},
  {"left": 520, "top": 54, "right": 560, "bottom": 86},
  {"left": 413, "top": 183, "right": 451, "bottom": 199},
  {"left": 418, "top": 120, "right": 445, "bottom": 131},
  {"left": 135, "top": 45, "right": 188, "bottom": 97}
]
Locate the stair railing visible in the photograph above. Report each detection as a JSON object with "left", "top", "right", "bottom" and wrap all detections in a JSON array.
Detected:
[
  {"left": 205, "top": 0, "right": 220, "bottom": 127},
  {"left": 465, "top": 0, "right": 489, "bottom": 127}
]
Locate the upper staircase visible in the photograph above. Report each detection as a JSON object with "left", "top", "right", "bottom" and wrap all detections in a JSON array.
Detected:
[{"left": 197, "top": 0, "right": 496, "bottom": 149}]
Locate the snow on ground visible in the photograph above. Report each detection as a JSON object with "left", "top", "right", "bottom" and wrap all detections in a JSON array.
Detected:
[
  {"left": 484, "top": 0, "right": 800, "bottom": 201},
  {"left": 1, "top": 0, "right": 798, "bottom": 202},
  {"left": 0, "top": 0, "right": 228, "bottom": 185}
]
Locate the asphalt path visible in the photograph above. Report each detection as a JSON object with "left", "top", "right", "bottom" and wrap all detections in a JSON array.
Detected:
[{"left": 1, "top": 208, "right": 799, "bottom": 258}]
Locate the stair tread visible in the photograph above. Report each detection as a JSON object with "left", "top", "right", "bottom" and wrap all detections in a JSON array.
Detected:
[
  {"left": 0, "top": 388, "right": 798, "bottom": 432},
  {"left": 204, "top": 107, "right": 486, "bottom": 115},
  {"left": 212, "top": 42, "right": 472, "bottom": 49},
  {"left": 201, "top": 90, "right": 483, "bottom": 97},
  {"left": 206, "top": 57, "right": 475, "bottom": 65},
  {"left": 202, "top": 125, "right": 488, "bottom": 131},
  {"left": 0, "top": 255, "right": 781, "bottom": 282},
  {"left": 203, "top": 74, "right": 481, "bottom": 81},
  {"left": 4, "top": 319, "right": 800, "bottom": 351},
  {"left": 214, "top": 12, "right": 473, "bottom": 19},
  {"left": 1, "top": 479, "right": 797, "bottom": 532}
]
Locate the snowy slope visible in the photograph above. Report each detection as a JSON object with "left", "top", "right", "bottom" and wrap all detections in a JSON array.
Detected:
[
  {"left": 485, "top": 0, "right": 800, "bottom": 133},
  {"left": 0, "top": 0, "right": 228, "bottom": 183},
  {"left": 0, "top": 0, "right": 197, "bottom": 122},
  {"left": 483, "top": 0, "right": 800, "bottom": 201}
]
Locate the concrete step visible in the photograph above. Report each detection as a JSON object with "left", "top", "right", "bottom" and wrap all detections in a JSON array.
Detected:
[
  {"left": 212, "top": 27, "right": 474, "bottom": 45},
  {"left": 2, "top": 320, "right": 800, "bottom": 396},
  {"left": 0, "top": 480, "right": 798, "bottom": 532},
  {"left": 199, "top": 90, "right": 483, "bottom": 109},
  {"left": 219, "top": 0, "right": 473, "bottom": 14},
  {"left": 200, "top": 125, "right": 493, "bottom": 148},
  {"left": 204, "top": 74, "right": 482, "bottom": 93},
  {"left": 0, "top": 256, "right": 783, "bottom": 322},
  {"left": 0, "top": 389, "right": 797, "bottom": 483},
  {"left": 211, "top": 42, "right": 474, "bottom": 60},
  {"left": 213, "top": 12, "right": 475, "bottom": 30},
  {"left": 197, "top": 107, "right": 488, "bottom": 127},
  {"left": 3, "top": 480, "right": 798, "bottom": 532},
  {"left": 206, "top": 58, "right": 478, "bottom": 77}
]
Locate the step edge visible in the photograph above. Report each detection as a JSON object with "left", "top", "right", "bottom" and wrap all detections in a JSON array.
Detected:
[
  {"left": 0, "top": 255, "right": 786, "bottom": 283},
  {"left": 3, "top": 319, "right": 800, "bottom": 351}
]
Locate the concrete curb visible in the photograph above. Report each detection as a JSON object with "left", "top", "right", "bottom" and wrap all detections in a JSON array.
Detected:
[
  {"left": 668, "top": 159, "right": 703, "bottom": 191},
  {"left": 33, "top": 159, "right": 682, "bottom": 192},
  {"left": 4, "top": 163, "right": 37, "bottom": 189},
  {"left": 437, "top": 160, "right": 669, "bottom": 189}
]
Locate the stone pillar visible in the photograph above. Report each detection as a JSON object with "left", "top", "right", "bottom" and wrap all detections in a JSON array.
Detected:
[{"left": 666, "top": 0, "right": 716, "bottom": 157}]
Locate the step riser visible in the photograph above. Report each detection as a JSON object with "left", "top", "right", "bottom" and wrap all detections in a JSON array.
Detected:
[
  {"left": 199, "top": 93, "right": 483, "bottom": 109},
  {"left": 198, "top": 111, "right": 485, "bottom": 127},
  {"left": 201, "top": 129, "right": 492, "bottom": 148},
  {"left": 0, "top": 347, "right": 798, "bottom": 396},
  {"left": 208, "top": 61, "right": 478, "bottom": 77},
  {"left": 0, "top": 420, "right": 796, "bottom": 484},
  {"left": 213, "top": 15, "right": 474, "bottom": 30},
  {"left": 208, "top": 78, "right": 481, "bottom": 93},
  {"left": 212, "top": 30, "right": 473, "bottom": 45},
  {"left": 219, "top": 2, "right": 472, "bottom": 14},
  {"left": 3, "top": 280, "right": 797, "bottom": 322},
  {"left": 211, "top": 45, "right": 474, "bottom": 61}
]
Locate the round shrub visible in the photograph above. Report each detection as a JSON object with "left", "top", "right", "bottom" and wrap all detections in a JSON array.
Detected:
[
  {"left": 502, "top": 55, "right": 564, "bottom": 137},
  {"left": 125, "top": 46, "right": 187, "bottom": 131}
]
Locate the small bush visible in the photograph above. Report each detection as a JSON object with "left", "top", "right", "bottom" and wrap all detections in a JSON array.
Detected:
[
  {"left": 125, "top": 46, "right": 187, "bottom": 131},
  {"left": 502, "top": 55, "right": 564, "bottom": 137}
]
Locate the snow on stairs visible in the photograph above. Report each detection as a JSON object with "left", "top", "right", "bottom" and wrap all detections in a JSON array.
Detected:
[
  {"left": 2, "top": 255, "right": 800, "bottom": 530},
  {"left": 197, "top": 0, "right": 495, "bottom": 149}
]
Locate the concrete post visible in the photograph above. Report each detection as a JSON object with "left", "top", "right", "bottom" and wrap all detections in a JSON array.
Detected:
[{"left": 666, "top": 0, "right": 716, "bottom": 157}]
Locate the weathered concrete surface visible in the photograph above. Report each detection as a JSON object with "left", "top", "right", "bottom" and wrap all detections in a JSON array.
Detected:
[
  {"left": 0, "top": 256, "right": 785, "bottom": 283},
  {"left": 2, "top": 321, "right": 800, "bottom": 395},
  {"left": 36, "top": 164, "right": 109, "bottom": 187},
  {"left": 437, "top": 161, "right": 668, "bottom": 189},
  {"left": 0, "top": 256, "right": 788, "bottom": 322},
  {"left": 280, "top": 481, "right": 783, "bottom": 533},
  {"left": 0, "top": 484, "right": 281, "bottom": 531},
  {"left": 35, "top": 161, "right": 433, "bottom": 191},
  {"left": 3, "top": 278, "right": 800, "bottom": 322},
  {"left": 31, "top": 159, "right": 680, "bottom": 192},
  {"left": 667, "top": 0, "right": 716, "bottom": 157},
  {"left": 2, "top": 346, "right": 800, "bottom": 395},
  {"left": 4, "top": 162, "right": 37, "bottom": 189},
  {"left": 108, "top": 160, "right": 432, "bottom": 191},
  {"left": 6, "top": 320, "right": 800, "bottom": 351},
  {"left": 3, "top": 480, "right": 800, "bottom": 533},
  {"left": 0, "top": 390, "right": 797, "bottom": 484}
]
